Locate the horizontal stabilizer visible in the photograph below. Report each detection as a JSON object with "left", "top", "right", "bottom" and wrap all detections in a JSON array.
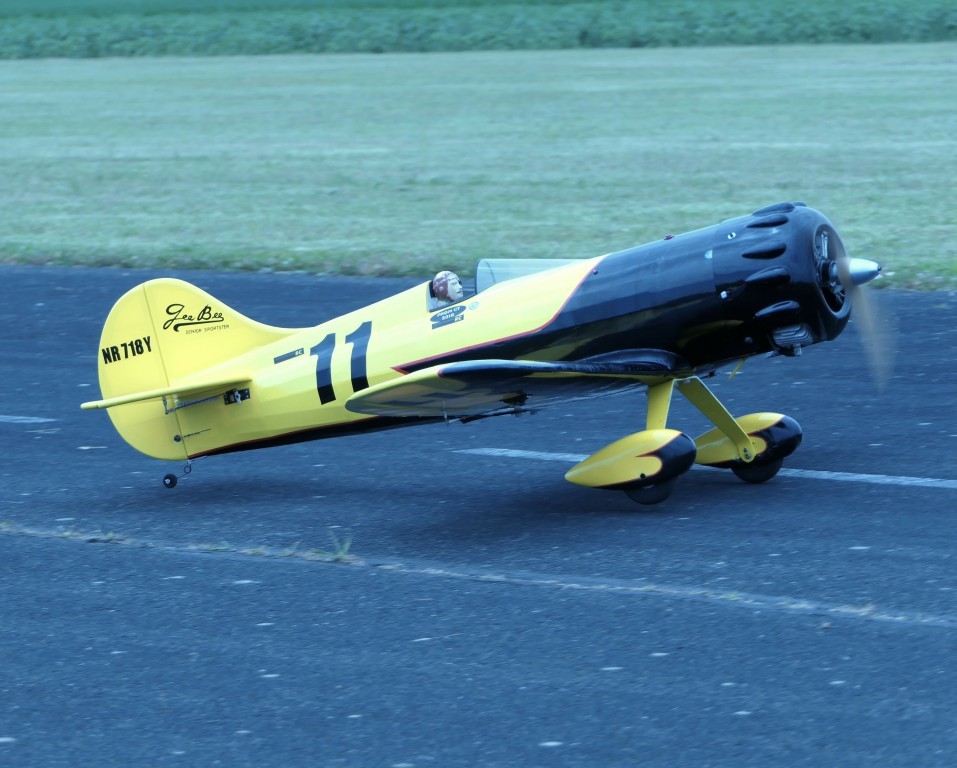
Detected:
[
  {"left": 81, "top": 374, "right": 252, "bottom": 411},
  {"left": 346, "top": 351, "right": 689, "bottom": 418}
]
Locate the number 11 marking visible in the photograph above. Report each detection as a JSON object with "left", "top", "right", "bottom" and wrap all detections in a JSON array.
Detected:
[{"left": 311, "top": 321, "right": 372, "bottom": 404}]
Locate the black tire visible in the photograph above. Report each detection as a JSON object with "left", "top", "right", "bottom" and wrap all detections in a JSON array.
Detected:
[
  {"left": 731, "top": 457, "right": 783, "bottom": 484},
  {"left": 162, "top": 473, "right": 178, "bottom": 489},
  {"left": 625, "top": 479, "right": 675, "bottom": 505}
]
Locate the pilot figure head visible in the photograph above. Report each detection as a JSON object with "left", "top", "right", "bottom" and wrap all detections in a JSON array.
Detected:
[{"left": 432, "top": 271, "right": 464, "bottom": 304}]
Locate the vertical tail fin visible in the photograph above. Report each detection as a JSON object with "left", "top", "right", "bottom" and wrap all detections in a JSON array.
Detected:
[{"left": 84, "top": 278, "right": 301, "bottom": 459}]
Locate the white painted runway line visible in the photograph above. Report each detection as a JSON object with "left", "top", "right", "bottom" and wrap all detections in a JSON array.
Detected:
[
  {"left": 4, "top": 522, "right": 955, "bottom": 629},
  {"left": 456, "top": 448, "right": 957, "bottom": 491},
  {"left": 0, "top": 415, "right": 56, "bottom": 424},
  {"left": 372, "top": 559, "right": 957, "bottom": 629}
]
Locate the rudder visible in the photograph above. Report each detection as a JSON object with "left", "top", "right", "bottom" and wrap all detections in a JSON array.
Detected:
[{"left": 93, "top": 278, "right": 300, "bottom": 459}]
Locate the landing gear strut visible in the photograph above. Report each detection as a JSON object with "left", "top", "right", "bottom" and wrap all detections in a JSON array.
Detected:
[{"left": 565, "top": 375, "right": 802, "bottom": 506}]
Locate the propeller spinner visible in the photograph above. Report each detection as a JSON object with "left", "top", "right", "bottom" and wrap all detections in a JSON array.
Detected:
[{"left": 841, "top": 257, "right": 882, "bottom": 287}]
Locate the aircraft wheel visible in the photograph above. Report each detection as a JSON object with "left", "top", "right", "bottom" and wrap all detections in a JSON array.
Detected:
[
  {"left": 163, "top": 473, "right": 178, "bottom": 489},
  {"left": 625, "top": 479, "right": 675, "bottom": 505},
  {"left": 731, "top": 458, "right": 783, "bottom": 484}
]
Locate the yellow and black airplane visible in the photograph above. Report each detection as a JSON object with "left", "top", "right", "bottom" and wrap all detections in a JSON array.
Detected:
[{"left": 82, "top": 202, "right": 881, "bottom": 504}]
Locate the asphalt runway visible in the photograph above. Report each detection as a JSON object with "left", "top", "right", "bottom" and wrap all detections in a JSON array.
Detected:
[{"left": 2, "top": 264, "right": 956, "bottom": 767}]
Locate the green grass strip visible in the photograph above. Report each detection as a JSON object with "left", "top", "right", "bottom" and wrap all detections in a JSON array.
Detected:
[
  {"left": 2, "top": 1, "right": 956, "bottom": 58},
  {"left": 2, "top": 45, "right": 954, "bottom": 287}
]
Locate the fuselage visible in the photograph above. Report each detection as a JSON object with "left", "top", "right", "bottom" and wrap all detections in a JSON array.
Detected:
[{"left": 174, "top": 202, "right": 850, "bottom": 458}]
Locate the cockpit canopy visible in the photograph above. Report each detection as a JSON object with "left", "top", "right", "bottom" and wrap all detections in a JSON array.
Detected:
[{"left": 474, "top": 258, "right": 584, "bottom": 293}]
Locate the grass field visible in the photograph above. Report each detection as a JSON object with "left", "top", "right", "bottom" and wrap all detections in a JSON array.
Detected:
[
  {"left": 2, "top": 1, "right": 956, "bottom": 57},
  {"left": 2, "top": 43, "right": 955, "bottom": 287}
]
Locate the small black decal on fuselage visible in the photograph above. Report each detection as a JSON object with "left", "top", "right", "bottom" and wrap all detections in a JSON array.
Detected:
[{"left": 274, "top": 348, "right": 305, "bottom": 365}]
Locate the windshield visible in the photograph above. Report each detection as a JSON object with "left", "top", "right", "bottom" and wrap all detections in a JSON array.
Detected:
[{"left": 474, "top": 258, "right": 584, "bottom": 293}]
